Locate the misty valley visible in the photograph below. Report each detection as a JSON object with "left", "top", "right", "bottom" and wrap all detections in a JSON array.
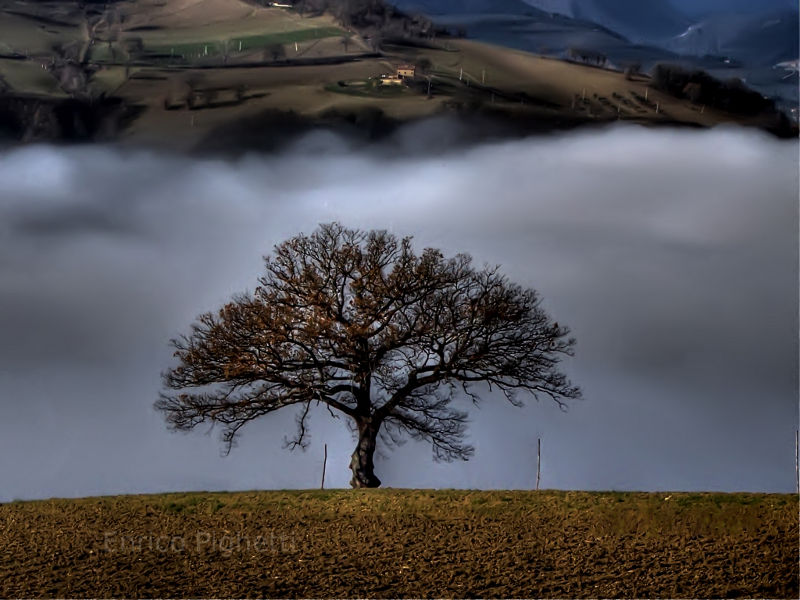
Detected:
[{"left": 0, "top": 0, "right": 797, "bottom": 597}]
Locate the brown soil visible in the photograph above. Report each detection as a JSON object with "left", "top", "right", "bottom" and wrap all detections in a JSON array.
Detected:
[{"left": 0, "top": 490, "right": 796, "bottom": 598}]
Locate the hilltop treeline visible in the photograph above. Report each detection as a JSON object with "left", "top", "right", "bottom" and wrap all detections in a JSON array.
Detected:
[
  {"left": 293, "top": 0, "right": 439, "bottom": 41},
  {"left": 651, "top": 64, "right": 774, "bottom": 116}
]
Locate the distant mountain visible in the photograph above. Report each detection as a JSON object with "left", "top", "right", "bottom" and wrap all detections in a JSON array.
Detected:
[
  {"left": 390, "top": 0, "right": 639, "bottom": 63},
  {"left": 572, "top": 0, "right": 691, "bottom": 42},
  {"left": 520, "top": 1, "right": 798, "bottom": 66},
  {"left": 392, "top": 0, "right": 542, "bottom": 17},
  {"left": 517, "top": 0, "right": 572, "bottom": 17},
  {"left": 387, "top": 0, "right": 798, "bottom": 106},
  {"left": 668, "top": 9, "right": 799, "bottom": 66},
  {"left": 671, "top": 0, "right": 797, "bottom": 19},
  {"left": 520, "top": 0, "right": 691, "bottom": 43}
]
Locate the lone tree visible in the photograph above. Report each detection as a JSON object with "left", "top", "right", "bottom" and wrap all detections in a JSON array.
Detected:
[{"left": 156, "top": 223, "right": 580, "bottom": 488}]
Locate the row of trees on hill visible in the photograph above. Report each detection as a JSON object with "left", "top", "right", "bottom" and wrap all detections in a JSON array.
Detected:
[
  {"left": 293, "top": 0, "right": 439, "bottom": 44},
  {"left": 567, "top": 48, "right": 608, "bottom": 68},
  {"left": 650, "top": 64, "right": 774, "bottom": 116},
  {"left": 561, "top": 53, "right": 786, "bottom": 124}
]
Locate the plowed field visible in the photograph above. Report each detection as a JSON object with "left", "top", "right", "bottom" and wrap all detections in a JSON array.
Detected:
[{"left": 0, "top": 490, "right": 796, "bottom": 598}]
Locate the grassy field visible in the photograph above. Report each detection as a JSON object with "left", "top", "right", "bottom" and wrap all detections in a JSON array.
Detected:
[
  {"left": 326, "top": 78, "right": 415, "bottom": 98},
  {"left": 0, "top": 0, "right": 353, "bottom": 69},
  {"left": 0, "top": 490, "right": 796, "bottom": 598},
  {"left": 0, "top": 59, "right": 67, "bottom": 96},
  {"left": 0, "top": 10, "right": 82, "bottom": 56},
  {"left": 141, "top": 27, "right": 346, "bottom": 61}
]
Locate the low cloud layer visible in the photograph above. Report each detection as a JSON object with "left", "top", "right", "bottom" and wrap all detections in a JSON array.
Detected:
[{"left": 0, "top": 124, "right": 797, "bottom": 500}]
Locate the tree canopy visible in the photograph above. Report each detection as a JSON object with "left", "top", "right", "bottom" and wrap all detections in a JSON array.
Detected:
[{"left": 156, "top": 223, "right": 581, "bottom": 487}]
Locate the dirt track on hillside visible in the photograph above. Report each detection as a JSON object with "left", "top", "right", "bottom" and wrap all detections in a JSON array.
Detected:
[{"left": 0, "top": 490, "right": 796, "bottom": 598}]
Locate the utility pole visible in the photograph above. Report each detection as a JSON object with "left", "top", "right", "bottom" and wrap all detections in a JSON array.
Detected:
[
  {"left": 321, "top": 443, "right": 328, "bottom": 490},
  {"left": 536, "top": 437, "right": 541, "bottom": 491}
]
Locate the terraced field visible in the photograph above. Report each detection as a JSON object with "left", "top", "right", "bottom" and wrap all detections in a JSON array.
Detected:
[{"left": 0, "top": 490, "right": 796, "bottom": 598}]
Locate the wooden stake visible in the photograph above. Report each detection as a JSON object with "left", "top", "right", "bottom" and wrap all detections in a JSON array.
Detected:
[
  {"left": 536, "top": 437, "right": 541, "bottom": 491},
  {"left": 795, "top": 430, "right": 798, "bottom": 494},
  {"left": 321, "top": 443, "right": 328, "bottom": 490}
]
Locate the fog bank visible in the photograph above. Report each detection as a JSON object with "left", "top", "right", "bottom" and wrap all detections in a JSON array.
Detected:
[{"left": 0, "top": 124, "right": 797, "bottom": 500}]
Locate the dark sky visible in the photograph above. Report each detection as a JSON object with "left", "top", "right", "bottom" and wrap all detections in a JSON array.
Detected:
[{"left": 0, "top": 124, "right": 797, "bottom": 501}]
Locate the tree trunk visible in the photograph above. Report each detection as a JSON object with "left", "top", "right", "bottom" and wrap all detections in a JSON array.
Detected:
[{"left": 350, "top": 420, "right": 381, "bottom": 488}]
